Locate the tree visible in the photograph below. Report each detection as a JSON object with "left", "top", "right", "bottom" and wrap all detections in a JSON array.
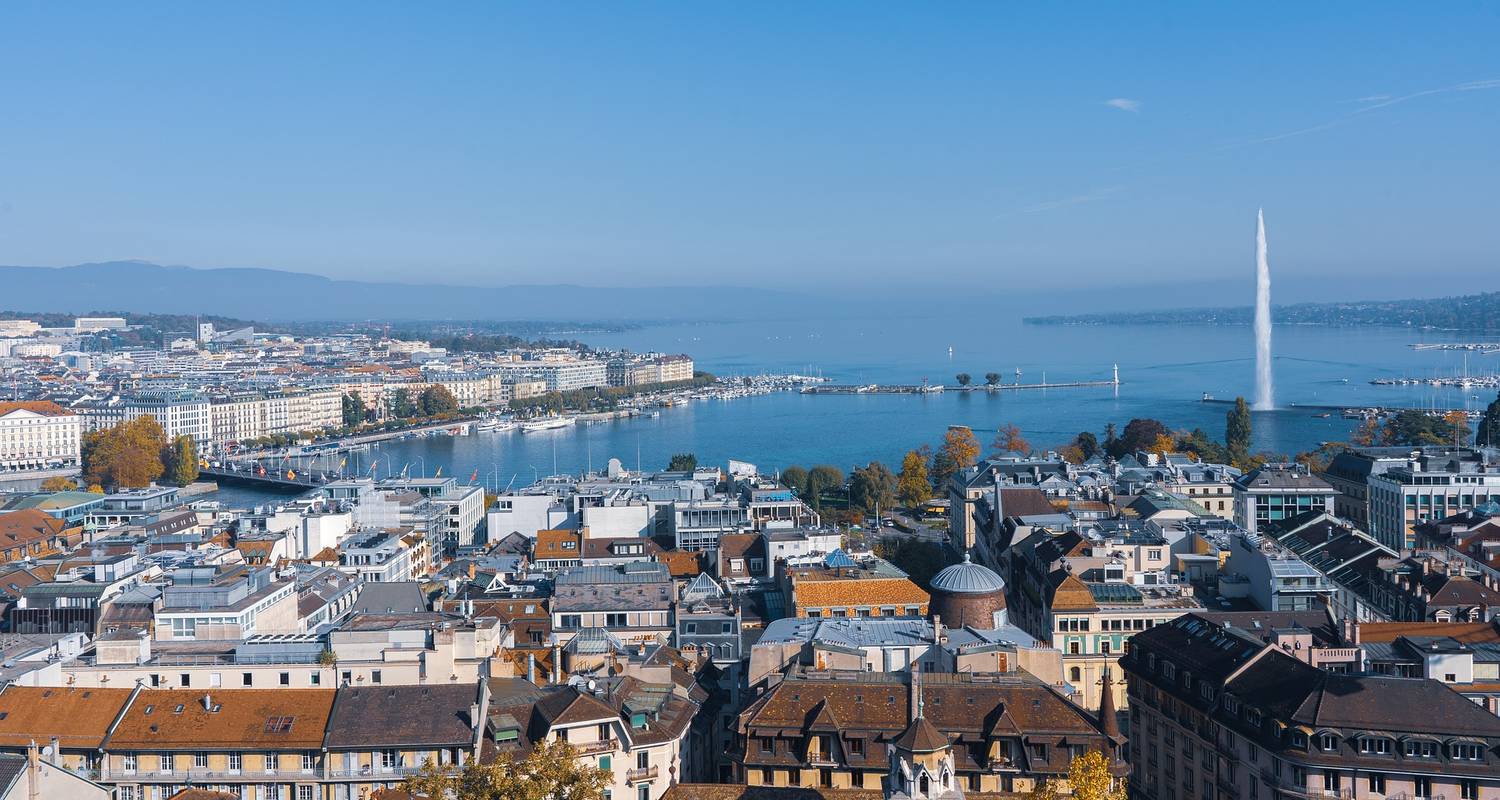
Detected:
[
  {"left": 1074, "top": 431, "right": 1100, "bottom": 460},
  {"left": 164, "top": 435, "right": 200, "bottom": 486},
  {"left": 419, "top": 385, "right": 459, "bottom": 416},
  {"left": 991, "top": 424, "right": 1031, "bottom": 456},
  {"left": 932, "top": 426, "right": 981, "bottom": 488},
  {"left": 667, "top": 453, "right": 699, "bottom": 471},
  {"left": 1102, "top": 423, "right": 1118, "bottom": 456},
  {"left": 40, "top": 476, "right": 78, "bottom": 492},
  {"left": 1226, "top": 396, "right": 1253, "bottom": 466},
  {"left": 1379, "top": 409, "right": 1470, "bottom": 447},
  {"left": 1480, "top": 391, "right": 1500, "bottom": 447},
  {"left": 389, "top": 388, "right": 417, "bottom": 418},
  {"left": 873, "top": 538, "right": 954, "bottom": 590},
  {"left": 1351, "top": 417, "right": 1380, "bottom": 447},
  {"left": 849, "top": 461, "right": 897, "bottom": 515},
  {"left": 1065, "top": 749, "right": 1125, "bottom": 800},
  {"left": 1296, "top": 441, "right": 1348, "bottom": 474},
  {"left": 896, "top": 449, "right": 932, "bottom": 509},
  {"left": 955, "top": 372, "right": 972, "bottom": 386},
  {"left": 806, "top": 465, "right": 845, "bottom": 512},
  {"left": 1177, "top": 428, "right": 1230, "bottom": 464},
  {"left": 1108, "top": 418, "right": 1170, "bottom": 459},
  {"left": 984, "top": 372, "right": 1001, "bottom": 387},
  {"left": 781, "top": 465, "right": 809, "bottom": 497},
  {"left": 82, "top": 416, "right": 167, "bottom": 489},
  {"left": 341, "top": 393, "right": 367, "bottom": 427},
  {"left": 402, "top": 738, "right": 610, "bottom": 800}
]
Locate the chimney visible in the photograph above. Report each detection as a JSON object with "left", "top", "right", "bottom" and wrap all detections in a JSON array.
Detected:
[
  {"left": 26, "top": 742, "right": 38, "bottom": 800},
  {"left": 551, "top": 641, "right": 562, "bottom": 685},
  {"left": 932, "top": 614, "right": 944, "bottom": 646},
  {"left": 909, "top": 662, "right": 922, "bottom": 722},
  {"left": 527, "top": 653, "right": 536, "bottom": 684},
  {"left": 201, "top": 693, "right": 212, "bottom": 711}
]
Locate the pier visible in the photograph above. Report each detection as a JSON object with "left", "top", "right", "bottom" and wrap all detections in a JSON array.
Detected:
[{"left": 199, "top": 463, "right": 336, "bottom": 492}]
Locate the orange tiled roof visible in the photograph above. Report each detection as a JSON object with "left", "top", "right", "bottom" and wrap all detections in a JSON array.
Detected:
[
  {"left": 0, "top": 400, "right": 71, "bottom": 417},
  {"left": 534, "top": 529, "right": 582, "bottom": 559},
  {"left": 793, "top": 577, "right": 928, "bottom": 609},
  {"left": 0, "top": 509, "right": 65, "bottom": 547},
  {"left": 0, "top": 687, "right": 135, "bottom": 749},
  {"left": 1358, "top": 621, "right": 1500, "bottom": 645},
  {"left": 110, "top": 689, "right": 336, "bottom": 749},
  {"left": 1050, "top": 573, "right": 1099, "bottom": 612}
]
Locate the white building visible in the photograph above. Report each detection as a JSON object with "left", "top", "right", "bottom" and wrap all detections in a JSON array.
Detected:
[{"left": 0, "top": 401, "right": 82, "bottom": 472}]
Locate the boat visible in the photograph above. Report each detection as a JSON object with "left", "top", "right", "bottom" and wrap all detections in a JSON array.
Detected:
[
  {"left": 476, "top": 418, "right": 516, "bottom": 433},
  {"left": 1314, "top": 412, "right": 1332, "bottom": 418},
  {"left": 521, "top": 416, "right": 576, "bottom": 433}
]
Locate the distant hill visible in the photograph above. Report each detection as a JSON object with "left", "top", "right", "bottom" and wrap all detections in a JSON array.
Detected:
[
  {"left": 0, "top": 261, "right": 809, "bottom": 322},
  {"left": 1024, "top": 291, "right": 1500, "bottom": 331}
]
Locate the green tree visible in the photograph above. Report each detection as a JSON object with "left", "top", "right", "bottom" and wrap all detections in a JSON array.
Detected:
[
  {"left": 1102, "top": 423, "right": 1118, "bottom": 456},
  {"left": 1108, "top": 418, "right": 1170, "bottom": 459},
  {"left": 1379, "top": 409, "right": 1471, "bottom": 447},
  {"left": 955, "top": 372, "right": 972, "bottom": 386},
  {"left": 402, "top": 738, "right": 610, "bottom": 800},
  {"left": 388, "top": 388, "right": 417, "bottom": 418},
  {"left": 419, "top": 385, "right": 459, "bottom": 416},
  {"left": 849, "top": 461, "right": 897, "bottom": 514},
  {"left": 1226, "top": 396, "right": 1253, "bottom": 467},
  {"left": 984, "top": 372, "right": 1001, "bottom": 386},
  {"left": 1480, "top": 391, "right": 1500, "bottom": 447},
  {"left": 873, "top": 538, "right": 955, "bottom": 591},
  {"left": 805, "top": 464, "right": 846, "bottom": 512},
  {"left": 341, "top": 393, "right": 367, "bottom": 427},
  {"left": 896, "top": 449, "right": 932, "bottom": 509},
  {"left": 781, "top": 465, "right": 810, "bottom": 497},
  {"left": 82, "top": 416, "right": 167, "bottom": 489},
  {"left": 667, "top": 453, "right": 699, "bottom": 471},
  {"left": 1074, "top": 431, "right": 1100, "bottom": 460},
  {"left": 164, "top": 435, "right": 200, "bottom": 486}
]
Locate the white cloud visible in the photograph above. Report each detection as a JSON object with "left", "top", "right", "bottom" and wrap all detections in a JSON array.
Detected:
[
  {"left": 1234, "top": 78, "right": 1500, "bottom": 148},
  {"left": 1104, "top": 98, "right": 1142, "bottom": 113},
  {"left": 1003, "top": 186, "right": 1125, "bottom": 217}
]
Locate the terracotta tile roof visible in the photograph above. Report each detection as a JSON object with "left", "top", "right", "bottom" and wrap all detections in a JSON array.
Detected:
[
  {"left": 0, "top": 400, "right": 71, "bottom": 417},
  {"left": 1048, "top": 572, "right": 1099, "bottom": 612},
  {"left": 793, "top": 577, "right": 928, "bottom": 610},
  {"left": 534, "top": 529, "right": 582, "bottom": 560},
  {"left": 109, "top": 689, "right": 335, "bottom": 749},
  {"left": 0, "top": 686, "right": 134, "bottom": 750},
  {"left": 0, "top": 509, "right": 65, "bottom": 549},
  {"left": 1358, "top": 620, "right": 1500, "bottom": 644},
  {"left": 658, "top": 549, "right": 703, "bottom": 577}
]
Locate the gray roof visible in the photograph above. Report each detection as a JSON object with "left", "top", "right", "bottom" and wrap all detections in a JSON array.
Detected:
[
  {"left": 350, "top": 581, "right": 427, "bottom": 615},
  {"left": 929, "top": 554, "right": 1005, "bottom": 594},
  {"left": 554, "top": 562, "right": 670, "bottom": 585},
  {"left": 757, "top": 615, "right": 934, "bottom": 648}
]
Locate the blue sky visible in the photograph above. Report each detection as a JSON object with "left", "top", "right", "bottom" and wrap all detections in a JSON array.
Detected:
[{"left": 1, "top": 3, "right": 1497, "bottom": 301}]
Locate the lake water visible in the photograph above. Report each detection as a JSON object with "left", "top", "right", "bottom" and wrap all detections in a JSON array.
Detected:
[{"left": 207, "top": 314, "right": 1497, "bottom": 506}]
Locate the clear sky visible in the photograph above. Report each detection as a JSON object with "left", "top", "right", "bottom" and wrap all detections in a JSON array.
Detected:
[{"left": 1, "top": 3, "right": 1497, "bottom": 299}]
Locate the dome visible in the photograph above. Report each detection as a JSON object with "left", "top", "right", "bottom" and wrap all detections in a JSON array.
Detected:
[{"left": 929, "top": 554, "right": 1005, "bottom": 594}]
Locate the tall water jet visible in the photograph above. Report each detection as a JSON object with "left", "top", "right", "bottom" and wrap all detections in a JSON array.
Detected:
[{"left": 1253, "top": 208, "right": 1274, "bottom": 410}]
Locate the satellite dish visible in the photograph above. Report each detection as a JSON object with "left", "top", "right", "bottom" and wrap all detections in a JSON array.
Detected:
[
  {"left": 586, "top": 679, "right": 597, "bottom": 692},
  {"left": 41, "top": 745, "right": 53, "bottom": 758}
]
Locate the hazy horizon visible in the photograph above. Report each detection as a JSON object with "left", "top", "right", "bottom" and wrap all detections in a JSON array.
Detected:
[{"left": 2, "top": 4, "right": 1498, "bottom": 296}]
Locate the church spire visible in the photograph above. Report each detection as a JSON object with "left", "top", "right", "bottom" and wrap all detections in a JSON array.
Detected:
[{"left": 1097, "top": 667, "right": 1121, "bottom": 741}]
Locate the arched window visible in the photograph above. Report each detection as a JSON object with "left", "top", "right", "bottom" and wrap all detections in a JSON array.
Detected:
[
  {"left": 920, "top": 774, "right": 930, "bottom": 795},
  {"left": 1070, "top": 667, "right": 1082, "bottom": 682}
]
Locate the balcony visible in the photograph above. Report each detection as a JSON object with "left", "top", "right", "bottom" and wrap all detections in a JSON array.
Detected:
[
  {"left": 627, "top": 766, "right": 659, "bottom": 782},
  {"left": 114, "top": 767, "right": 320, "bottom": 782},
  {"left": 328, "top": 765, "right": 428, "bottom": 778},
  {"left": 576, "top": 740, "right": 617, "bottom": 756}
]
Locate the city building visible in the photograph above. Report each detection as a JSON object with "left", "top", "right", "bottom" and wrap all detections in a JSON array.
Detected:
[
  {"left": 1231, "top": 463, "right": 1338, "bottom": 535},
  {"left": 0, "top": 401, "right": 82, "bottom": 473}
]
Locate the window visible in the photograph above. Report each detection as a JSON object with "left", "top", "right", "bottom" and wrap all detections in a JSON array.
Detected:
[
  {"left": 229, "top": 752, "right": 242, "bottom": 771},
  {"left": 303, "top": 752, "right": 317, "bottom": 771},
  {"left": 1415, "top": 777, "right": 1432, "bottom": 799},
  {"left": 180, "top": 673, "right": 191, "bottom": 687},
  {"left": 297, "top": 788, "right": 314, "bottom": 800},
  {"left": 759, "top": 737, "right": 774, "bottom": 753},
  {"left": 1369, "top": 774, "right": 1385, "bottom": 795},
  {"left": 1404, "top": 740, "right": 1437, "bottom": 758},
  {"left": 637, "top": 752, "right": 650, "bottom": 770},
  {"left": 209, "top": 672, "right": 222, "bottom": 688},
  {"left": 1317, "top": 734, "right": 1338, "bottom": 752},
  {"left": 1451, "top": 743, "right": 1483, "bottom": 760},
  {"left": 381, "top": 750, "right": 399, "bottom": 770},
  {"left": 279, "top": 672, "right": 291, "bottom": 686},
  {"left": 159, "top": 753, "right": 173, "bottom": 773},
  {"left": 264, "top": 752, "right": 277, "bottom": 772},
  {"left": 849, "top": 738, "right": 864, "bottom": 756},
  {"left": 1462, "top": 779, "right": 1478, "bottom": 800},
  {"left": 371, "top": 670, "right": 382, "bottom": 684},
  {"left": 600, "top": 756, "right": 612, "bottom": 770},
  {"left": 194, "top": 752, "right": 208, "bottom": 768},
  {"left": 310, "top": 672, "right": 321, "bottom": 686},
  {"left": 1358, "top": 738, "right": 1390, "bottom": 755},
  {"left": 561, "top": 614, "right": 583, "bottom": 628},
  {"left": 637, "top": 786, "right": 650, "bottom": 800},
  {"left": 122, "top": 754, "right": 137, "bottom": 772},
  {"left": 606, "top": 613, "right": 629, "bottom": 627},
  {"left": 242, "top": 672, "right": 253, "bottom": 687}
]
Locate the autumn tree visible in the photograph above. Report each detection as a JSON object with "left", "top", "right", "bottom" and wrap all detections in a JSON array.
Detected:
[
  {"left": 164, "top": 435, "right": 200, "bottom": 486},
  {"left": 984, "top": 372, "right": 1001, "bottom": 386},
  {"left": 1065, "top": 749, "right": 1125, "bottom": 800},
  {"left": 896, "top": 449, "right": 932, "bottom": 509},
  {"left": 781, "top": 465, "right": 810, "bottom": 497},
  {"left": 1226, "top": 396, "right": 1252, "bottom": 467},
  {"left": 955, "top": 372, "right": 972, "bottom": 386},
  {"left": 991, "top": 424, "right": 1031, "bottom": 456},
  {"left": 401, "top": 738, "right": 610, "bottom": 800},
  {"left": 849, "top": 461, "right": 897, "bottom": 514},
  {"left": 1350, "top": 417, "right": 1380, "bottom": 447},
  {"left": 419, "top": 384, "right": 459, "bottom": 416},
  {"left": 82, "top": 416, "right": 167, "bottom": 489},
  {"left": 1107, "top": 418, "right": 1170, "bottom": 459},
  {"left": 1149, "top": 432, "right": 1176, "bottom": 455},
  {"left": 40, "top": 476, "right": 78, "bottom": 492}
]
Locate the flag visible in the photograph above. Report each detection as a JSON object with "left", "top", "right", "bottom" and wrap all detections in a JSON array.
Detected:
[
  {"left": 339, "top": 457, "right": 347, "bottom": 470},
  {"left": 469, "top": 469, "right": 479, "bottom": 484},
  {"left": 368, "top": 461, "right": 378, "bottom": 475},
  {"left": 434, "top": 466, "right": 442, "bottom": 478}
]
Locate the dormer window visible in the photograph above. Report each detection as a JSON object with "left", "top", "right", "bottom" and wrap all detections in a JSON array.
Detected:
[
  {"left": 1404, "top": 740, "right": 1437, "bottom": 758},
  {"left": 1223, "top": 696, "right": 1240, "bottom": 715},
  {"left": 1289, "top": 732, "right": 1307, "bottom": 749},
  {"left": 1358, "top": 737, "right": 1391, "bottom": 755},
  {"left": 1247, "top": 709, "right": 1262, "bottom": 726},
  {"left": 1318, "top": 734, "right": 1339, "bottom": 752},
  {"left": 1451, "top": 743, "right": 1483, "bottom": 761},
  {"left": 1161, "top": 661, "right": 1176, "bottom": 680}
]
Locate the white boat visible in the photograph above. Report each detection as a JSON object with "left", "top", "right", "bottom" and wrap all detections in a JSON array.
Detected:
[
  {"left": 476, "top": 419, "right": 517, "bottom": 433},
  {"left": 521, "top": 416, "right": 576, "bottom": 433}
]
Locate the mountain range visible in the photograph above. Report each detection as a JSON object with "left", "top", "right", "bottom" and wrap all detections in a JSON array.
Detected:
[{"left": 0, "top": 261, "right": 808, "bottom": 322}]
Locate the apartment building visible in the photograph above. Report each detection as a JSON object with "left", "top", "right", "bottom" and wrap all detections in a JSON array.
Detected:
[
  {"left": 0, "top": 400, "right": 82, "bottom": 472},
  {"left": 1369, "top": 450, "right": 1500, "bottom": 551},
  {"left": 1125, "top": 613, "right": 1500, "bottom": 800},
  {"left": 79, "top": 393, "right": 213, "bottom": 450},
  {"left": 1232, "top": 463, "right": 1338, "bottom": 535}
]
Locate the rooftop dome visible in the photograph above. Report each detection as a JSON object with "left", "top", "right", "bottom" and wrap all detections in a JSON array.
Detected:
[{"left": 929, "top": 553, "right": 1005, "bottom": 595}]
